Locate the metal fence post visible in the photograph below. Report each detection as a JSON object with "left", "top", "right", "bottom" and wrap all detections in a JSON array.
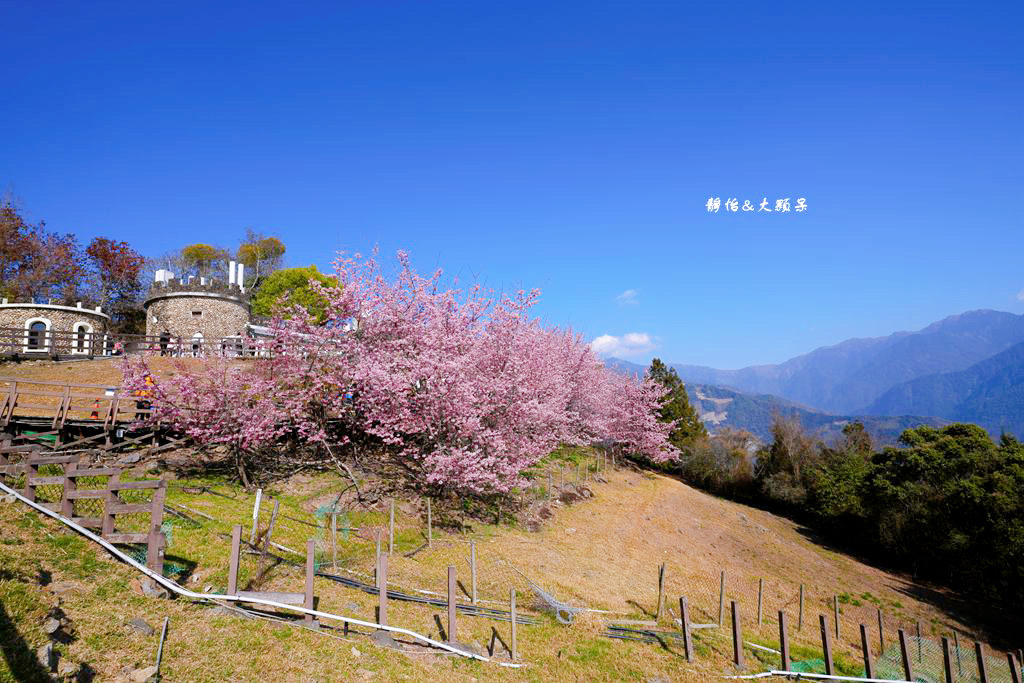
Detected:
[
  {"left": 377, "top": 552, "right": 388, "bottom": 626},
  {"left": 470, "top": 540, "right": 478, "bottom": 604},
  {"left": 510, "top": 588, "right": 517, "bottom": 661},
  {"left": 388, "top": 499, "right": 395, "bottom": 554}
]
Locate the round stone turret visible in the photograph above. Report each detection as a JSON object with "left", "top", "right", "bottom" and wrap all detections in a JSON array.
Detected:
[{"left": 143, "top": 265, "right": 251, "bottom": 344}]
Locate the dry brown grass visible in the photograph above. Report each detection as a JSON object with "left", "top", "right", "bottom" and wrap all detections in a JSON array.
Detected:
[{"left": 0, "top": 356, "right": 1008, "bottom": 679}]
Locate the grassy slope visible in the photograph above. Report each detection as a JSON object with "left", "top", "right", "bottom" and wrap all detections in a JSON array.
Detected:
[
  {"left": 0, "top": 359, "right": 1004, "bottom": 680},
  {"left": 1, "top": 462, "right": 994, "bottom": 683}
]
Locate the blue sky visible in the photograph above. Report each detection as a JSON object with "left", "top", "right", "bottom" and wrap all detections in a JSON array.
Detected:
[{"left": 3, "top": 1, "right": 1022, "bottom": 368}]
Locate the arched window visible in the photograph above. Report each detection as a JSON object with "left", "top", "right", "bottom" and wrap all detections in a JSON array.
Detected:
[
  {"left": 72, "top": 322, "right": 94, "bottom": 354},
  {"left": 23, "top": 317, "right": 52, "bottom": 352}
]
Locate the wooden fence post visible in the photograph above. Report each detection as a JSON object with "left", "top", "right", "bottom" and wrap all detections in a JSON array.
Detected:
[
  {"left": 447, "top": 566, "right": 457, "bottom": 644},
  {"left": 976, "top": 641, "right": 988, "bottom": 683},
  {"left": 101, "top": 472, "right": 120, "bottom": 537},
  {"left": 834, "top": 595, "right": 840, "bottom": 639},
  {"left": 23, "top": 461, "right": 38, "bottom": 501},
  {"left": 227, "top": 524, "right": 241, "bottom": 596},
  {"left": 388, "top": 499, "right": 395, "bottom": 554},
  {"left": 718, "top": 570, "right": 726, "bottom": 626},
  {"left": 1008, "top": 651, "right": 1021, "bottom": 683},
  {"left": 305, "top": 539, "right": 318, "bottom": 628},
  {"left": 941, "top": 636, "right": 954, "bottom": 683},
  {"left": 377, "top": 552, "right": 388, "bottom": 626},
  {"left": 470, "top": 540, "right": 478, "bottom": 604},
  {"left": 147, "top": 483, "right": 166, "bottom": 574},
  {"left": 756, "top": 578, "right": 763, "bottom": 626},
  {"left": 778, "top": 611, "right": 790, "bottom": 671},
  {"left": 680, "top": 597, "right": 694, "bottom": 663},
  {"left": 898, "top": 629, "right": 914, "bottom": 682},
  {"left": 820, "top": 614, "right": 834, "bottom": 676},
  {"left": 953, "top": 630, "right": 962, "bottom": 675},
  {"left": 798, "top": 584, "right": 804, "bottom": 631},
  {"left": 860, "top": 624, "right": 875, "bottom": 678},
  {"left": 546, "top": 471, "right": 552, "bottom": 500},
  {"left": 731, "top": 601, "right": 743, "bottom": 669},
  {"left": 426, "top": 498, "right": 432, "bottom": 547},
  {"left": 60, "top": 461, "right": 76, "bottom": 518},
  {"left": 921, "top": 618, "right": 929, "bottom": 663},
  {"left": 509, "top": 588, "right": 517, "bottom": 661},
  {"left": 878, "top": 608, "right": 885, "bottom": 654},
  {"left": 656, "top": 563, "right": 665, "bottom": 621}
]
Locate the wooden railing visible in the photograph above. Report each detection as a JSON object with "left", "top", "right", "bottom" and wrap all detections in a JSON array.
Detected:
[
  {"left": 0, "top": 326, "right": 273, "bottom": 358},
  {"left": 0, "top": 377, "right": 150, "bottom": 430}
]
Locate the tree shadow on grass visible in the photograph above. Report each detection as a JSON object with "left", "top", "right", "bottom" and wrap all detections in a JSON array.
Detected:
[
  {"left": 790, "top": 520, "right": 1023, "bottom": 649},
  {"left": 0, "top": 600, "right": 52, "bottom": 683}
]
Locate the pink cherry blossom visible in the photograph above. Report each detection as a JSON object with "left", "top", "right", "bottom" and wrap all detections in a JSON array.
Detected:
[{"left": 124, "top": 251, "right": 678, "bottom": 492}]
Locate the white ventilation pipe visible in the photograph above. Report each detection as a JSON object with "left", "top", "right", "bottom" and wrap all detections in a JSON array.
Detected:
[{"left": 0, "top": 480, "right": 520, "bottom": 667}]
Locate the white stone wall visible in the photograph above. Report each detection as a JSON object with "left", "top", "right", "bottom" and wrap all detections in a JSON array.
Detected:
[{"left": 0, "top": 304, "right": 109, "bottom": 355}]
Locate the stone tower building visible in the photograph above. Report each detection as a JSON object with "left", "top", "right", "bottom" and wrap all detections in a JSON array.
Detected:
[{"left": 143, "top": 262, "right": 251, "bottom": 345}]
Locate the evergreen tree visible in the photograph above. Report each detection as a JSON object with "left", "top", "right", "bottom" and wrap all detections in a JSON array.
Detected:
[{"left": 647, "top": 358, "right": 707, "bottom": 452}]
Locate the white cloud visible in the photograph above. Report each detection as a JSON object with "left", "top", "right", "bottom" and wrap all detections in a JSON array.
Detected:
[
  {"left": 1018, "top": 289, "right": 1024, "bottom": 302},
  {"left": 590, "top": 332, "right": 656, "bottom": 358},
  {"left": 616, "top": 289, "right": 639, "bottom": 305}
]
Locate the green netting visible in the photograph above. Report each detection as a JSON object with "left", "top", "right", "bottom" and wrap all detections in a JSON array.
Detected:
[
  {"left": 22, "top": 431, "right": 57, "bottom": 444},
  {"left": 121, "top": 521, "right": 189, "bottom": 578},
  {"left": 791, "top": 658, "right": 826, "bottom": 673},
  {"left": 313, "top": 504, "right": 351, "bottom": 571}
]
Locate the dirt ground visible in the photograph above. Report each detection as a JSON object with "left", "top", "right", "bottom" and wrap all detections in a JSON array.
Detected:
[{"left": 0, "top": 356, "right": 201, "bottom": 387}]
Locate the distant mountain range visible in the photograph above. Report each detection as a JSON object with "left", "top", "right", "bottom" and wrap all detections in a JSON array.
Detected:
[
  {"left": 865, "top": 340, "right": 1024, "bottom": 437},
  {"left": 605, "top": 309, "right": 1024, "bottom": 442},
  {"left": 669, "top": 310, "right": 1024, "bottom": 414},
  {"left": 604, "top": 358, "right": 946, "bottom": 444}
]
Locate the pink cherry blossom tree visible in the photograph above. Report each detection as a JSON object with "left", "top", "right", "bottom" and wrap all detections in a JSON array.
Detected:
[{"left": 124, "top": 251, "right": 677, "bottom": 492}]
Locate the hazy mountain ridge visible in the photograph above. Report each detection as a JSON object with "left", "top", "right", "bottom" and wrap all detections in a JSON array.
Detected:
[
  {"left": 865, "top": 340, "right": 1024, "bottom": 436},
  {"left": 670, "top": 310, "right": 1024, "bottom": 414},
  {"left": 602, "top": 358, "right": 946, "bottom": 444},
  {"left": 685, "top": 383, "right": 947, "bottom": 445}
]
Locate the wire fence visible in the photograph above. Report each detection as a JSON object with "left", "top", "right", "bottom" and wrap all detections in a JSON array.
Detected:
[{"left": 254, "top": 453, "right": 1022, "bottom": 681}]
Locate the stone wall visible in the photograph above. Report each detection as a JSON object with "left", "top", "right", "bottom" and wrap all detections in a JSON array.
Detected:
[
  {"left": 144, "top": 292, "right": 250, "bottom": 341},
  {"left": 0, "top": 304, "right": 110, "bottom": 355}
]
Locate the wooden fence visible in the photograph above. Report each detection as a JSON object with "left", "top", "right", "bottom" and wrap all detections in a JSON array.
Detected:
[{"left": 0, "top": 452, "right": 166, "bottom": 573}]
